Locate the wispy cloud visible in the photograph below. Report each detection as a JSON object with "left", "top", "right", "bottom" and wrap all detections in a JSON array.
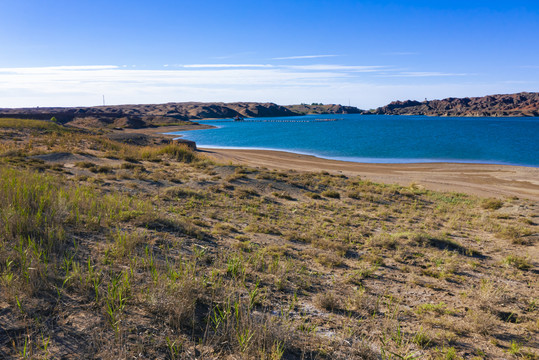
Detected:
[
  {"left": 380, "top": 72, "right": 469, "bottom": 77},
  {"left": 0, "top": 64, "right": 507, "bottom": 109},
  {"left": 0, "top": 65, "right": 118, "bottom": 74},
  {"left": 182, "top": 64, "right": 274, "bottom": 68},
  {"left": 272, "top": 55, "right": 340, "bottom": 60},
  {"left": 286, "top": 65, "right": 387, "bottom": 72},
  {"left": 501, "top": 80, "right": 535, "bottom": 84},
  {"left": 0, "top": 65, "right": 352, "bottom": 107}
]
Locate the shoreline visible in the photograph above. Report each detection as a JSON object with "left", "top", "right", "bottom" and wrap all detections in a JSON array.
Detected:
[
  {"left": 195, "top": 145, "right": 537, "bottom": 168},
  {"left": 128, "top": 123, "right": 539, "bottom": 200},
  {"left": 200, "top": 147, "right": 539, "bottom": 201}
]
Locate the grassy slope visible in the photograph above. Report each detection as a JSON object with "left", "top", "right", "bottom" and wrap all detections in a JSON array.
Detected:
[{"left": 0, "top": 119, "right": 537, "bottom": 359}]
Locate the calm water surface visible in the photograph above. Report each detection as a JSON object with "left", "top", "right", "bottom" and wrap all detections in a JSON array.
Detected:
[{"left": 168, "top": 115, "right": 539, "bottom": 167}]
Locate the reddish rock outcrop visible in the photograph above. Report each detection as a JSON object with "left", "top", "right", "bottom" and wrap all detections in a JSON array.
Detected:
[
  {"left": 285, "top": 104, "right": 362, "bottom": 115},
  {"left": 372, "top": 92, "right": 539, "bottom": 117}
]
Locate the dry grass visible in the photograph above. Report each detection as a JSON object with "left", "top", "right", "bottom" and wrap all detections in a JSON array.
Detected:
[
  {"left": 0, "top": 120, "right": 537, "bottom": 359},
  {"left": 481, "top": 198, "right": 504, "bottom": 210},
  {"left": 0, "top": 118, "right": 68, "bottom": 131}
]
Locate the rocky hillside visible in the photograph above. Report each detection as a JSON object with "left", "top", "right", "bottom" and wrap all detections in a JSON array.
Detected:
[
  {"left": 285, "top": 103, "right": 362, "bottom": 115},
  {"left": 372, "top": 92, "right": 539, "bottom": 117},
  {"left": 0, "top": 102, "right": 361, "bottom": 129}
]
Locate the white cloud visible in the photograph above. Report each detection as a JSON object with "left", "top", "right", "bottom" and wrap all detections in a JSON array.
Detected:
[
  {"left": 501, "top": 80, "right": 535, "bottom": 84},
  {"left": 272, "top": 55, "right": 340, "bottom": 60},
  {"left": 0, "top": 65, "right": 118, "bottom": 74},
  {"left": 0, "top": 65, "right": 526, "bottom": 109},
  {"left": 286, "top": 65, "right": 387, "bottom": 72},
  {"left": 182, "top": 64, "right": 274, "bottom": 68},
  {"left": 380, "top": 72, "right": 469, "bottom": 77},
  {"left": 0, "top": 65, "right": 351, "bottom": 107}
]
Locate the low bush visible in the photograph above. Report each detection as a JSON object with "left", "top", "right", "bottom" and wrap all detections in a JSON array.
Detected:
[
  {"left": 321, "top": 190, "right": 340, "bottom": 199},
  {"left": 481, "top": 198, "right": 503, "bottom": 210}
]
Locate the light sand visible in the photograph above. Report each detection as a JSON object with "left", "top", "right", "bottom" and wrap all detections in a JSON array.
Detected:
[{"left": 201, "top": 148, "right": 539, "bottom": 201}]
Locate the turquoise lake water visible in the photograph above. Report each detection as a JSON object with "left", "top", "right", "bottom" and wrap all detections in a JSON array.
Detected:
[{"left": 168, "top": 115, "right": 539, "bottom": 167}]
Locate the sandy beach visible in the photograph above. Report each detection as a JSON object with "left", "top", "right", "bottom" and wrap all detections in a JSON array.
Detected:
[
  {"left": 201, "top": 148, "right": 539, "bottom": 201},
  {"left": 127, "top": 124, "right": 539, "bottom": 201}
]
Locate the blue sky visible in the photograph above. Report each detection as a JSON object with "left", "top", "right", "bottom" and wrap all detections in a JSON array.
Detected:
[{"left": 1, "top": 0, "right": 538, "bottom": 108}]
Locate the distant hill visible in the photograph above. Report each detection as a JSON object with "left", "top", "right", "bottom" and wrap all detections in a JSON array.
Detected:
[
  {"left": 371, "top": 92, "right": 539, "bottom": 117},
  {"left": 0, "top": 102, "right": 362, "bottom": 129},
  {"left": 2, "top": 92, "right": 538, "bottom": 130},
  {"left": 285, "top": 104, "right": 362, "bottom": 115}
]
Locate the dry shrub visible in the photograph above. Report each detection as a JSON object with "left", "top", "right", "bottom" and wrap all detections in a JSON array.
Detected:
[
  {"left": 120, "top": 162, "right": 144, "bottom": 170},
  {"left": 347, "top": 190, "right": 361, "bottom": 199},
  {"left": 504, "top": 254, "right": 532, "bottom": 270},
  {"left": 157, "top": 143, "right": 198, "bottom": 163},
  {"left": 346, "top": 262, "right": 379, "bottom": 285},
  {"left": 102, "top": 141, "right": 199, "bottom": 163},
  {"left": 272, "top": 191, "right": 295, "bottom": 200},
  {"left": 234, "top": 187, "right": 259, "bottom": 199},
  {"left": 304, "top": 192, "right": 322, "bottom": 199},
  {"left": 476, "top": 279, "right": 506, "bottom": 311},
  {"left": 151, "top": 278, "right": 201, "bottom": 330},
  {"left": 465, "top": 309, "right": 498, "bottom": 336},
  {"left": 206, "top": 297, "right": 294, "bottom": 359},
  {"left": 498, "top": 225, "right": 534, "bottom": 245},
  {"left": 332, "top": 338, "right": 380, "bottom": 359},
  {"left": 313, "top": 238, "right": 349, "bottom": 256},
  {"left": 213, "top": 222, "right": 238, "bottom": 235},
  {"left": 321, "top": 190, "right": 340, "bottom": 199},
  {"left": 315, "top": 291, "right": 342, "bottom": 311},
  {"left": 348, "top": 340, "right": 380, "bottom": 359},
  {"left": 369, "top": 232, "right": 397, "bottom": 249},
  {"left": 284, "top": 231, "right": 312, "bottom": 243},
  {"left": 164, "top": 186, "right": 204, "bottom": 199},
  {"left": 481, "top": 198, "right": 503, "bottom": 210},
  {"left": 316, "top": 252, "right": 343, "bottom": 268},
  {"left": 347, "top": 288, "right": 378, "bottom": 316},
  {"left": 136, "top": 213, "right": 205, "bottom": 239},
  {"left": 423, "top": 314, "right": 468, "bottom": 336},
  {"left": 110, "top": 229, "right": 146, "bottom": 258},
  {"left": 244, "top": 223, "right": 282, "bottom": 235}
]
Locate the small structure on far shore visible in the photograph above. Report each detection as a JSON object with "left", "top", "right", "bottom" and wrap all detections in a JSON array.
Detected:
[{"left": 234, "top": 115, "right": 245, "bottom": 121}]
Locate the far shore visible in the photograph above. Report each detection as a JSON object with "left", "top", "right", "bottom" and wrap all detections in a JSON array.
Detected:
[{"left": 127, "top": 124, "right": 539, "bottom": 201}]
